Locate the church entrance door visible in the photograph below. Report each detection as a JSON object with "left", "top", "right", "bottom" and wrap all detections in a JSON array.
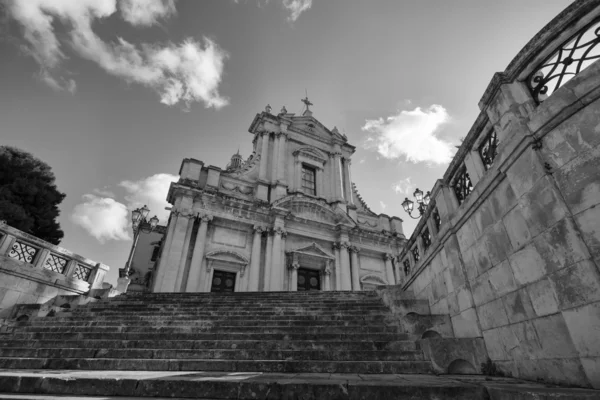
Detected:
[
  {"left": 297, "top": 268, "right": 320, "bottom": 291},
  {"left": 210, "top": 270, "right": 236, "bottom": 292}
]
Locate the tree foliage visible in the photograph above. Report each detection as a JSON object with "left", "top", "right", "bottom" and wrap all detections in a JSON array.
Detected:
[{"left": 0, "top": 146, "right": 66, "bottom": 244}]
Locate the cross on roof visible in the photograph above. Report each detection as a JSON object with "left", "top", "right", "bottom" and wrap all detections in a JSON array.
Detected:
[{"left": 301, "top": 95, "right": 313, "bottom": 110}]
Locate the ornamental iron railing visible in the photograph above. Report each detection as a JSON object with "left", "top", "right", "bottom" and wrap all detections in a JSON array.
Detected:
[
  {"left": 479, "top": 130, "right": 499, "bottom": 170},
  {"left": 74, "top": 264, "right": 93, "bottom": 281},
  {"left": 528, "top": 16, "right": 600, "bottom": 103},
  {"left": 421, "top": 229, "right": 432, "bottom": 252},
  {"left": 432, "top": 207, "right": 441, "bottom": 232},
  {"left": 403, "top": 259, "right": 411, "bottom": 276},
  {"left": 44, "top": 253, "right": 68, "bottom": 274},
  {"left": 411, "top": 246, "right": 420, "bottom": 264},
  {"left": 452, "top": 167, "right": 474, "bottom": 205},
  {"left": 8, "top": 240, "right": 38, "bottom": 263}
]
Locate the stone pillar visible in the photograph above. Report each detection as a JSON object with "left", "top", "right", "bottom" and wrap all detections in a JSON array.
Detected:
[
  {"left": 185, "top": 214, "right": 212, "bottom": 292},
  {"left": 174, "top": 217, "right": 196, "bottom": 291},
  {"left": 384, "top": 253, "right": 395, "bottom": 285},
  {"left": 289, "top": 254, "right": 299, "bottom": 292},
  {"left": 248, "top": 225, "right": 264, "bottom": 291},
  {"left": 333, "top": 152, "right": 343, "bottom": 201},
  {"left": 393, "top": 256, "right": 402, "bottom": 285},
  {"left": 343, "top": 158, "right": 354, "bottom": 205},
  {"left": 277, "top": 133, "right": 287, "bottom": 182},
  {"left": 271, "top": 134, "right": 280, "bottom": 183},
  {"left": 332, "top": 242, "right": 342, "bottom": 290},
  {"left": 294, "top": 160, "right": 302, "bottom": 192},
  {"left": 323, "top": 262, "right": 332, "bottom": 291},
  {"left": 259, "top": 132, "right": 269, "bottom": 180},
  {"left": 263, "top": 231, "right": 273, "bottom": 291},
  {"left": 339, "top": 242, "right": 352, "bottom": 290},
  {"left": 317, "top": 167, "right": 324, "bottom": 198},
  {"left": 153, "top": 212, "right": 178, "bottom": 292},
  {"left": 269, "top": 227, "right": 286, "bottom": 291},
  {"left": 349, "top": 246, "right": 361, "bottom": 291},
  {"left": 155, "top": 211, "right": 193, "bottom": 292}
]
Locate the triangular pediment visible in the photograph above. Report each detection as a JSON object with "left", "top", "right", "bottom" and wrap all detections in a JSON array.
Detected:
[
  {"left": 289, "top": 116, "right": 346, "bottom": 143},
  {"left": 289, "top": 242, "right": 334, "bottom": 259}
]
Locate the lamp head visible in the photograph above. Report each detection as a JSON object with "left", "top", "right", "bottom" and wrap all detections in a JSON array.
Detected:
[
  {"left": 149, "top": 215, "right": 159, "bottom": 229},
  {"left": 131, "top": 208, "right": 142, "bottom": 224},
  {"left": 423, "top": 191, "right": 431, "bottom": 206},
  {"left": 413, "top": 188, "right": 424, "bottom": 203},
  {"left": 401, "top": 197, "right": 414, "bottom": 213},
  {"left": 140, "top": 205, "right": 150, "bottom": 220}
]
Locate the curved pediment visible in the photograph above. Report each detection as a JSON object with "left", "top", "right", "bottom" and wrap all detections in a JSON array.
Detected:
[
  {"left": 273, "top": 195, "right": 355, "bottom": 227},
  {"left": 360, "top": 273, "right": 388, "bottom": 285},
  {"left": 293, "top": 147, "right": 328, "bottom": 164}
]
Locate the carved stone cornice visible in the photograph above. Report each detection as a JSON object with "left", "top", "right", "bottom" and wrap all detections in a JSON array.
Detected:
[{"left": 289, "top": 261, "right": 300, "bottom": 270}]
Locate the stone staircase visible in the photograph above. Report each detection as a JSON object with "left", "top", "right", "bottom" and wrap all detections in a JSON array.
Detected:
[
  {"left": 1, "top": 291, "right": 598, "bottom": 399},
  {"left": 0, "top": 291, "right": 430, "bottom": 374}
]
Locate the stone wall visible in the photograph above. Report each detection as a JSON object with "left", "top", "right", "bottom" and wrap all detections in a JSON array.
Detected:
[
  {"left": 399, "top": 0, "right": 600, "bottom": 388},
  {"left": 0, "top": 222, "right": 110, "bottom": 318}
]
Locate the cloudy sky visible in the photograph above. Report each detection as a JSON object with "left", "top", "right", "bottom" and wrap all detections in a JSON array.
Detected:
[{"left": 1, "top": 0, "right": 572, "bottom": 285}]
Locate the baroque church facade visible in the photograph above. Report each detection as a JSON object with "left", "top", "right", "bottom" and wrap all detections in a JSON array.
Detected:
[{"left": 149, "top": 100, "right": 407, "bottom": 293}]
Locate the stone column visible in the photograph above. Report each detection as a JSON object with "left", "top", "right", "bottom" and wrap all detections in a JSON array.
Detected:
[
  {"left": 384, "top": 253, "right": 395, "bottom": 285},
  {"left": 248, "top": 225, "right": 264, "bottom": 291},
  {"left": 343, "top": 158, "right": 354, "bottom": 205},
  {"left": 295, "top": 159, "right": 302, "bottom": 192},
  {"left": 332, "top": 242, "right": 342, "bottom": 290},
  {"left": 349, "top": 246, "right": 361, "bottom": 291},
  {"left": 317, "top": 167, "right": 324, "bottom": 198},
  {"left": 271, "top": 134, "right": 280, "bottom": 183},
  {"left": 269, "top": 227, "right": 286, "bottom": 291},
  {"left": 333, "top": 152, "right": 343, "bottom": 201},
  {"left": 393, "top": 256, "right": 402, "bottom": 285},
  {"left": 277, "top": 133, "right": 287, "bottom": 182},
  {"left": 174, "top": 217, "right": 196, "bottom": 291},
  {"left": 259, "top": 132, "right": 269, "bottom": 180},
  {"left": 185, "top": 214, "right": 212, "bottom": 292},
  {"left": 339, "top": 242, "right": 352, "bottom": 290},
  {"left": 323, "top": 262, "right": 332, "bottom": 291},
  {"left": 263, "top": 230, "right": 273, "bottom": 291},
  {"left": 153, "top": 212, "right": 178, "bottom": 292},
  {"left": 155, "top": 211, "right": 193, "bottom": 292},
  {"left": 289, "top": 254, "right": 299, "bottom": 292}
]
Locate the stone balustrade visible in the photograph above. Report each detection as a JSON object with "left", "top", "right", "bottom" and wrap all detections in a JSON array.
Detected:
[
  {"left": 0, "top": 221, "right": 110, "bottom": 317},
  {"left": 397, "top": 0, "right": 600, "bottom": 388}
]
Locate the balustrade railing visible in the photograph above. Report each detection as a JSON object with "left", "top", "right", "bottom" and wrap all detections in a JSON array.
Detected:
[{"left": 0, "top": 221, "right": 108, "bottom": 288}]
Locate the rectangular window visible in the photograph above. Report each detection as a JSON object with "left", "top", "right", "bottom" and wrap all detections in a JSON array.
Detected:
[
  {"left": 301, "top": 165, "right": 317, "bottom": 196},
  {"left": 150, "top": 246, "right": 160, "bottom": 262}
]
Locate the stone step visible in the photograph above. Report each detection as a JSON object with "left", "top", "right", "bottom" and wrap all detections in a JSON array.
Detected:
[
  {"left": 30, "top": 314, "right": 392, "bottom": 323},
  {"left": 78, "top": 305, "right": 389, "bottom": 313},
  {"left": 1, "top": 371, "right": 597, "bottom": 400},
  {"left": 0, "top": 339, "right": 418, "bottom": 351},
  {"left": 0, "top": 347, "right": 424, "bottom": 362},
  {"left": 71, "top": 310, "right": 390, "bottom": 317},
  {"left": 0, "top": 358, "right": 434, "bottom": 374},
  {"left": 9, "top": 331, "right": 411, "bottom": 341},
  {"left": 16, "top": 325, "right": 402, "bottom": 334}
]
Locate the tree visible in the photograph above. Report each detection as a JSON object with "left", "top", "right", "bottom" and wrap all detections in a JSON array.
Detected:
[{"left": 0, "top": 146, "right": 66, "bottom": 244}]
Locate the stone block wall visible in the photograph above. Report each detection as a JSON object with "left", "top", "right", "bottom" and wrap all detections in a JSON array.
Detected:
[{"left": 399, "top": 1, "right": 600, "bottom": 388}]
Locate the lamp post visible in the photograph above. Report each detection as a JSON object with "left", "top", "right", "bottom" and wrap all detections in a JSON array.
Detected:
[
  {"left": 401, "top": 188, "right": 431, "bottom": 219},
  {"left": 120, "top": 205, "right": 159, "bottom": 278}
]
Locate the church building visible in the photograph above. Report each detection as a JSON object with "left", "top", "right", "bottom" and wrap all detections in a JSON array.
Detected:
[{"left": 149, "top": 99, "right": 407, "bottom": 293}]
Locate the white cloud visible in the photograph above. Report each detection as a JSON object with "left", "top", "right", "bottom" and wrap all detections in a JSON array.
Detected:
[
  {"left": 119, "top": 0, "right": 176, "bottom": 26},
  {"left": 5, "top": 0, "right": 228, "bottom": 109},
  {"left": 362, "top": 104, "right": 453, "bottom": 165},
  {"left": 379, "top": 201, "right": 387, "bottom": 212},
  {"left": 71, "top": 194, "right": 131, "bottom": 243},
  {"left": 282, "top": 0, "right": 312, "bottom": 22},
  {"left": 392, "top": 177, "right": 412, "bottom": 196},
  {"left": 119, "top": 173, "right": 178, "bottom": 222},
  {"left": 71, "top": 173, "right": 178, "bottom": 243}
]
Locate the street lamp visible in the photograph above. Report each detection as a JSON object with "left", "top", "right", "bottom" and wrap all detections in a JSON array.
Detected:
[
  {"left": 120, "top": 205, "right": 159, "bottom": 278},
  {"left": 401, "top": 188, "right": 431, "bottom": 219}
]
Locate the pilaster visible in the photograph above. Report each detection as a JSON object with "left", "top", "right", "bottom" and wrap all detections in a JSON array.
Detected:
[
  {"left": 349, "top": 246, "right": 361, "bottom": 291},
  {"left": 248, "top": 225, "right": 265, "bottom": 291},
  {"left": 332, "top": 242, "right": 342, "bottom": 290},
  {"left": 384, "top": 253, "right": 395, "bottom": 285},
  {"left": 339, "top": 242, "right": 352, "bottom": 290},
  {"left": 185, "top": 214, "right": 212, "bottom": 292}
]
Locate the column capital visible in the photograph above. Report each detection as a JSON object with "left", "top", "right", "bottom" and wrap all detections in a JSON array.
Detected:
[
  {"left": 253, "top": 225, "right": 267, "bottom": 234},
  {"left": 273, "top": 227, "right": 288, "bottom": 237},
  {"left": 349, "top": 245, "right": 360, "bottom": 254},
  {"left": 198, "top": 214, "right": 213, "bottom": 223},
  {"left": 332, "top": 242, "right": 342, "bottom": 250},
  {"left": 289, "top": 261, "right": 300, "bottom": 270},
  {"left": 383, "top": 253, "right": 393, "bottom": 261},
  {"left": 340, "top": 241, "right": 351, "bottom": 250}
]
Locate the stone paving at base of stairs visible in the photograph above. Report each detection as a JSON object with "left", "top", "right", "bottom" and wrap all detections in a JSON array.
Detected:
[{"left": 0, "top": 370, "right": 599, "bottom": 399}]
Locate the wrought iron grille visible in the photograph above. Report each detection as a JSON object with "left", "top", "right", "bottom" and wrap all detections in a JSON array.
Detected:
[
  {"left": 8, "top": 241, "right": 38, "bottom": 263},
  {"left": 528, "top": 16, "right": 600, "bottom": 103},
  {"left": 44, "top": 253, "right": 68, "bottom": 274},
  {"left": 479, "top": 130, "right": 499, "bottom": 170},
  {"left": 411, "top": 246, "right": 420, "bottom": 264},
  {"left": 452, "top": 167, "right": 473, "bottom": 205},
  {"left": 403, "top": 259, "right": 411, "bottom": 276},
  {"left": 421, "top": 229, "right": 432, "bottom": 252},
  {"left": 432, "top": 207, "right": 441, "bottom": 231},
  {"left": 74, "top": 264, "right": 92, "bottom": 281}
]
